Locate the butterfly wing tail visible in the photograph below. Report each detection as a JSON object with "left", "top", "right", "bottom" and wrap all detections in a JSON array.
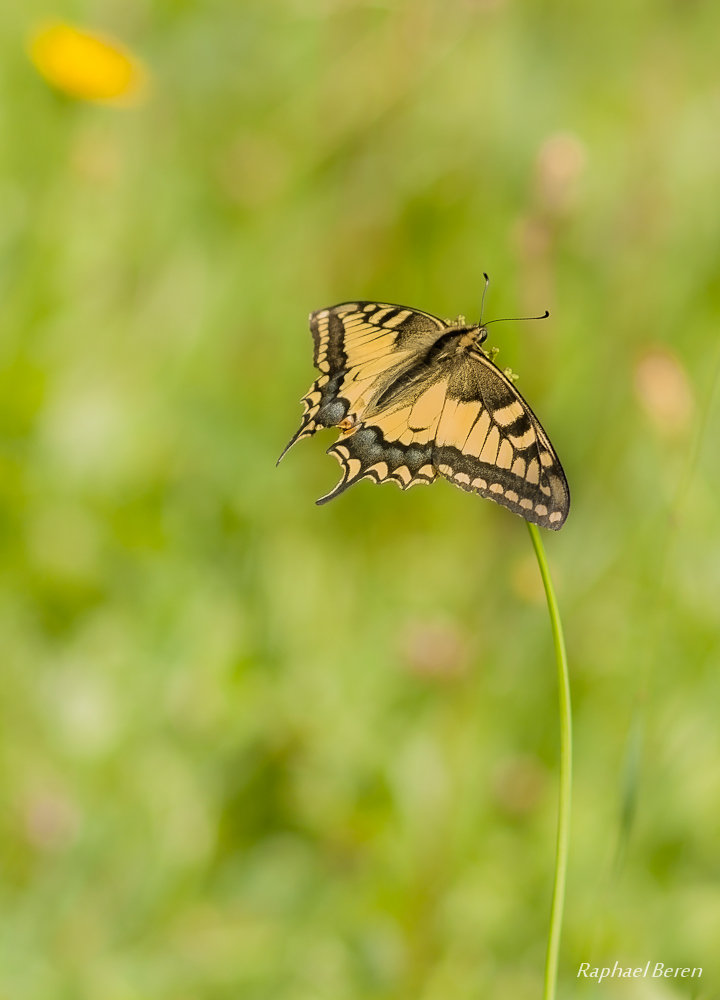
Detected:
[
  {"left": 277, "top": 377, "right": 333, "bottom": 465},
  {"left": 277, "top": 418, "right": 318, "bottom": 465}
]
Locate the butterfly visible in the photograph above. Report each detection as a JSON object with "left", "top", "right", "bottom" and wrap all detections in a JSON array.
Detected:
[{"left": 278, "top": 299, "right": 570, "bottom": 529}]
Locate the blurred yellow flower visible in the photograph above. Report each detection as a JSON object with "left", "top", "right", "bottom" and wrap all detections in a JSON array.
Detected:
[{"left": 28, "top": 22, "right": 147, "bottom": 104}]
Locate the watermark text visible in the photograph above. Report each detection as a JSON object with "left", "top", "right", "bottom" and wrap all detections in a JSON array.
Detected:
[{"left": 578, "top": 962, "right": 701, "bottom": 981}]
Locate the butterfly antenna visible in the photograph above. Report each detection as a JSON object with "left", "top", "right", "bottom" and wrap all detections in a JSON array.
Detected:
[
  {"left": 484, "top": 310, "right": 550, "bottom": 327},
  {"left": 479, "top": 272, "right": 490, "bottom": 325}
]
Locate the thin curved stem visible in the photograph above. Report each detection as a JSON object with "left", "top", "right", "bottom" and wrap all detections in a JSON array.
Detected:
[{"left": 527, "top": 522, "right": 572, "bottom": 1000}]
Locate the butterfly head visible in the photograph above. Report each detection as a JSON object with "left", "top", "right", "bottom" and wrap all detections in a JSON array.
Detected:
[{"left": 454, "top": 324, "right": 489, "bottom": 352}]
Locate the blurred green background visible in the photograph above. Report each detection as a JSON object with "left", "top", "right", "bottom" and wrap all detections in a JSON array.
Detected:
[{"left": 1, "top": 1, "right": 720, "bottom": 997}]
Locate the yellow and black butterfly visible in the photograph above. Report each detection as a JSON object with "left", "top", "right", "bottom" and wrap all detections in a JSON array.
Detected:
[{"left": 278, "top": 298, "right": 570, "bottom": 529}]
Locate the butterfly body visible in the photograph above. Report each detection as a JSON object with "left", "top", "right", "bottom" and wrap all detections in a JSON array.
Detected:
[{"left": 280, "top": 301, "right": 570, "bottom": 529}]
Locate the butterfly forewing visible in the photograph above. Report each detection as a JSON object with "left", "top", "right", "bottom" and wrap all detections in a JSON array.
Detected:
[
  {"left": 311, "top": 301, "right": 447, "bottom": 379},
  {"left": 278, "top": 302, "right": 447, "bottom": 462},
  {"left": 430, "top": 351, "right": 569, "bottom": 528},
  {"left": 281, "top": 301, "right": 570, "bottom": 530}
]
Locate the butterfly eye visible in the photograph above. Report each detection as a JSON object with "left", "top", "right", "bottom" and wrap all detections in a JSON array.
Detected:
[{"left": 478, "top": 326, "right": 489, "bottom": 344}]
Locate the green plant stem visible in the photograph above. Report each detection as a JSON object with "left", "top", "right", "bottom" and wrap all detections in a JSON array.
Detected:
[{"left": 527, "top": 522, "right": 572, "bottom": 1000}]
